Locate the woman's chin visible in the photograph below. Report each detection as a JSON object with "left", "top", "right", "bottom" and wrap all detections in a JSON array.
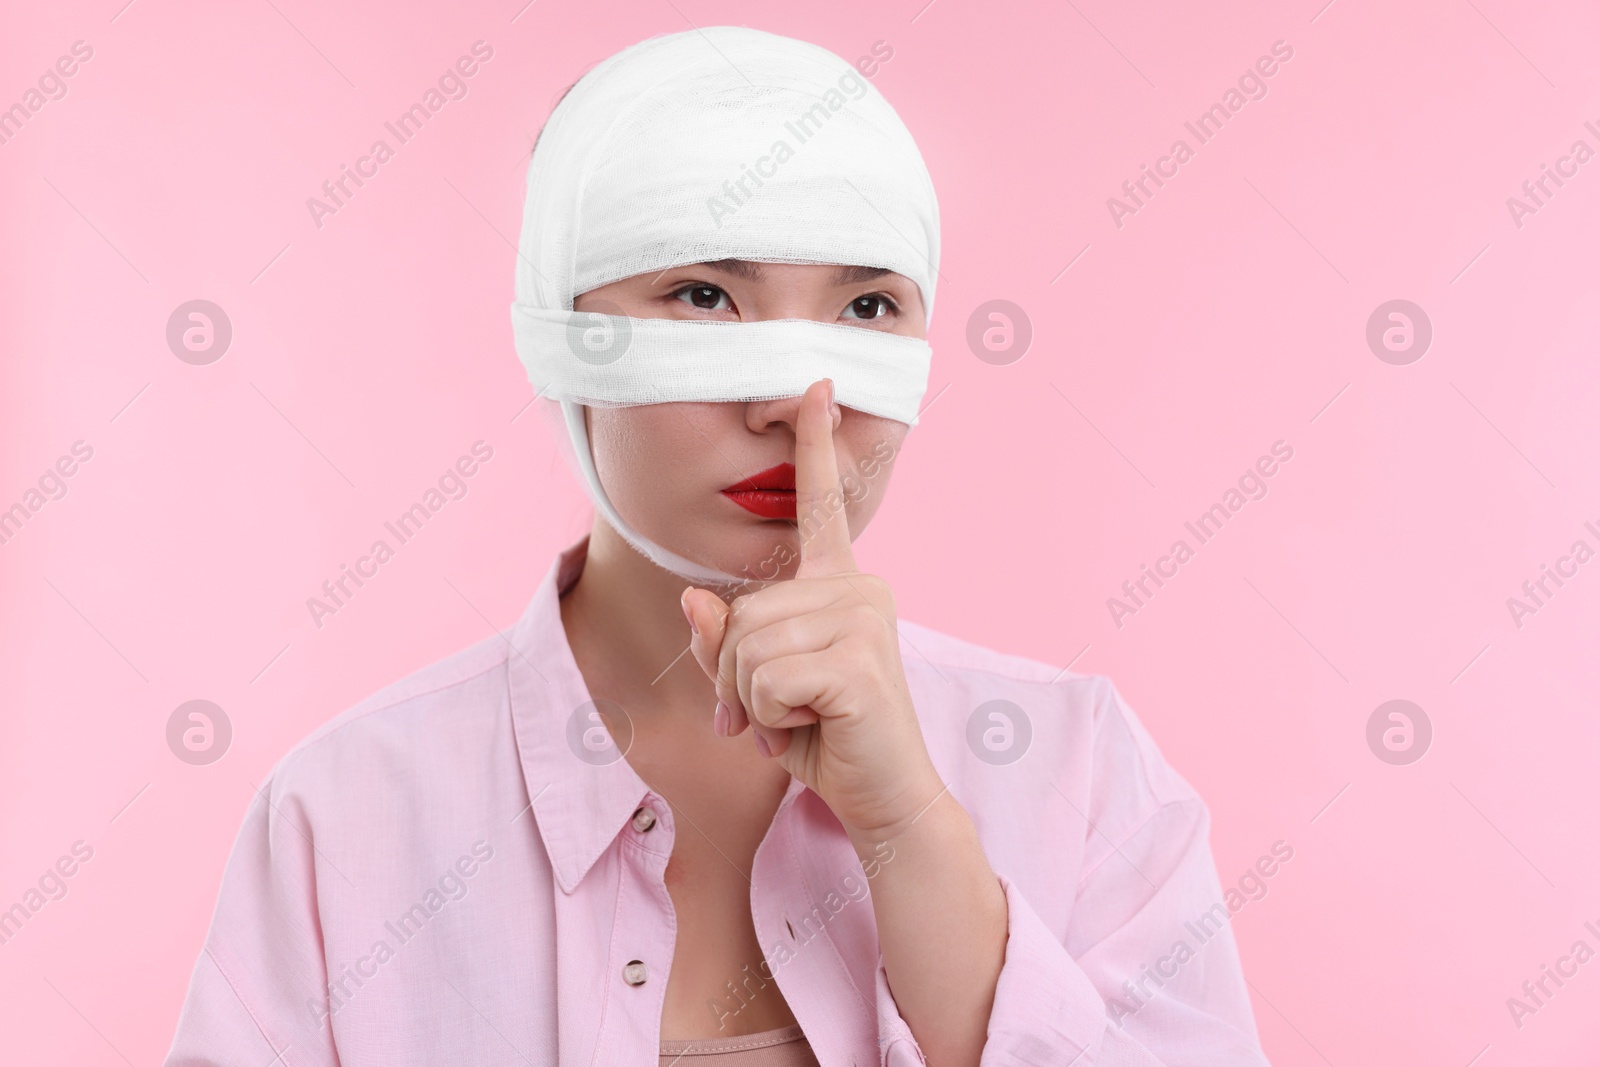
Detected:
[{"left": 660, "top": 521, "right": 802, "bottom": 586}]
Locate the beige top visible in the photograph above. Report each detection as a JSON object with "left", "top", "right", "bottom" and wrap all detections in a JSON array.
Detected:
[{"left": 659, "top": 1024, "right": 820, "bottom": 1066}]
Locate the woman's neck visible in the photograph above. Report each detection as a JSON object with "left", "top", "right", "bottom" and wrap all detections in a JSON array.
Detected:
[
  {"left": 559, "top": 521, "right": 795, "bottom": 813},
  {"left": 559, "top": 520, "right": 726, "bottom": 724}
]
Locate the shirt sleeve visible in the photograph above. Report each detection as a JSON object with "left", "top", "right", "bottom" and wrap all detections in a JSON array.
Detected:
[
  {"left": 164, "top": 772, "right": 341, "bottom": 1067},
  {"left": 978, "top": 680, "right": 1273, "bottom": 1066}
]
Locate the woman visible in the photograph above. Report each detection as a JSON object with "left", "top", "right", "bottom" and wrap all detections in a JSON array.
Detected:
[{"left": 166, "top": 26, "right": 1271, "bottom": 1067}]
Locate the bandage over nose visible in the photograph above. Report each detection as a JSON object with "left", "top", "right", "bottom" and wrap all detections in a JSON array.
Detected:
[{"left": 510, "top": 26, "right": 940, "bottom": 582}]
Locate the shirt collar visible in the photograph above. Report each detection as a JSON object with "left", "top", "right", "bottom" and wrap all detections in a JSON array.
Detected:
[{"left": 507, "top": 534, "right": 656, "bottom": 894}]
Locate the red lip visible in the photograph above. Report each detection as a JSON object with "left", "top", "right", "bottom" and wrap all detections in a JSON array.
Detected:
[{"left": 722, "top": 463, "right": 796, "bottom": 520}]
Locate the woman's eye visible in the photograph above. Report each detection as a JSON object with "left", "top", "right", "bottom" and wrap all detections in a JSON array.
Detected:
[
  {"left": 673, "top": 284, "right": 732, "bottom": 312},
  {"left": 844, "top": 294, "right": 897, "bottom": 321}
]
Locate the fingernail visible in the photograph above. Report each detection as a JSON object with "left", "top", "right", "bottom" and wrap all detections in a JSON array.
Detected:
[
  {"left": 681, "top": 592, "right": 698, "bottom": 634},
  {"left": 825, "top": 379, "right": 840, "bottom": 420},
  {"left": 752, "top": 730, "right": 772, "bottom": 758},
  {"left": 713, "top": 700, "right": 728, "bottom": 737}
]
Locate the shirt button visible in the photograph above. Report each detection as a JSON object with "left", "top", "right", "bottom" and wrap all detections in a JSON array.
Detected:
[
  {"left": 623, "top": 960, "right": 648, "bottom": 986},
  {"left": 631, "top": 807, "right": 658, "bottom": 832}
]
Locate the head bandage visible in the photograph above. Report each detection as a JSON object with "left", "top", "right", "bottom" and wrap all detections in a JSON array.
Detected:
[{"left": 511, "top": 26, "right": 940, "bottom": 583}]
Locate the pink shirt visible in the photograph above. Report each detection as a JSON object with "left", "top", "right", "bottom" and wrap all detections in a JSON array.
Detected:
[{"left": 164, "top": 536, "right": 1271, "bottom": 1066}]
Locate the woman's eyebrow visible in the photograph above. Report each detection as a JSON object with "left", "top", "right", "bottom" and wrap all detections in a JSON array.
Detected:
[
  {"left": 700, "top": 258, "right": 766, "bottom": 281},
  {"left": 693, "top": 260, "right": 893, "bottom": 287},
  {"left": 830, "top": 264, "right": 892, "bottom": 286}
]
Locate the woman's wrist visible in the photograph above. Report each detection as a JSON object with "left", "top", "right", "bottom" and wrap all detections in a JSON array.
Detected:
[{"left": 842, "top": 764, "right": 960, "bottom": 860}]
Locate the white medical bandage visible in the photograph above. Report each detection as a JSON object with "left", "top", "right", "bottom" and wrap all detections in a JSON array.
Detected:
[
  {"left": 511, "top": 311, "right": 933, "bottom": 424},
  {"left": 510, "top": 26, "right": 941, "bottom": 582}
]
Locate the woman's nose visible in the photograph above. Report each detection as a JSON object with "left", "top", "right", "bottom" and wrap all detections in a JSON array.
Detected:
[{"left": 744, "top": 391, "right": 808, "bottom": 434}]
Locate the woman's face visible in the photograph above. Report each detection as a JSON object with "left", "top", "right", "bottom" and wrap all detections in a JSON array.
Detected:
[{"left": 572, "top": 260, "right": 925, "bottom": 582}]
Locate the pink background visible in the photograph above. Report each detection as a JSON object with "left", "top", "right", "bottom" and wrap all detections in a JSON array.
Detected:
[{"left": 3, "top": 1, "right": 1598, "bottom": 1063}]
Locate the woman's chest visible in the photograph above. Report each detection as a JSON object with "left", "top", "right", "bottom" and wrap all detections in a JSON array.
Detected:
[{"left": 657, "top": 797, "right": 801, "bottom": 1039}]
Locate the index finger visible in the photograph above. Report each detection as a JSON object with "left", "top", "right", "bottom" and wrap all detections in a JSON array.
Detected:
[{"left": 794, "top": 378, "right": 857, "bottom": 578}]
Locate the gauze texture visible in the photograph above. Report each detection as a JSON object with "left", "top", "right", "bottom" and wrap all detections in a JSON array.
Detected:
[{"left": 510, "top": 25, "right": 941, "bottom": 582}]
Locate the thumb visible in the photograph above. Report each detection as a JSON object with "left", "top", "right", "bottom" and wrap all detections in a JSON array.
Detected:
[
  {"left": 681, "top": 584, "right": 730, "bottom": 688},
  {"left": 682, "top": 586, "right": 783, "bottom": 754},
  {"left": 682, "top": 586, "right": 762, "bottom": 741}
]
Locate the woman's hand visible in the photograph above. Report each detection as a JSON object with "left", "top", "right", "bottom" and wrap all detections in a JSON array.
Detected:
[{"left": 680, "top": 379, "right": 945, "bottom": 847}]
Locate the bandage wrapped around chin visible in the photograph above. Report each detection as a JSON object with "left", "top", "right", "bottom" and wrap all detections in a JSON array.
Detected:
[{"left": 510, "top": 25, "right": 940, "bottom": 583}]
